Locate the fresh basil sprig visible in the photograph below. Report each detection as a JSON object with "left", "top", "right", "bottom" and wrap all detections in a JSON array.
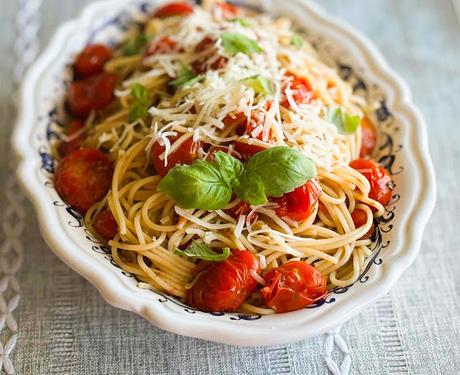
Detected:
[
  {"left": 291, "top": 33, "right": 303, "bottom": 48},
  {"left": 159, "top": 146, "right": 316, "bottom": 210},
  {"left": 221, "top": 32, "right": 263, "bottom": 55},
  {"left": 175, "top": 241, "right": 231, "bottom": 262},
  {"left": 230, "top": 18, "right": 253, "bottom": 27},
  {"left": 172, "top": 66, "right": 202, "bottom": 87},
  {"left": 242, "top": 75, "right": 274, "bottom": 96},
  {"left": 128, "top": 83, "right": 150, "bottom": 122},
  {"left": 122, "top": 34, "right": 150, "bottom": 56},
  {"left": 327, "top": 107, "right": 361, "bottom": 135}
]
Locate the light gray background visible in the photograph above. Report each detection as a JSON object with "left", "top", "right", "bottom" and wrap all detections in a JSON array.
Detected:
[{"left": 1, "top": 0, "right": 459, "bottom": 374}]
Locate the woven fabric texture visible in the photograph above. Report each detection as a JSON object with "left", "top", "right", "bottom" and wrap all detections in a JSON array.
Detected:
[{"left": 1, "top": 0, "right": 459, "bottom": 374}]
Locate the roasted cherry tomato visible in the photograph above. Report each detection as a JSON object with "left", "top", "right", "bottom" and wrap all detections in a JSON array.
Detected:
[
  {"left": 58, "top": 120, "right": 85, "bottom": 157},
  {"left": 55, "top": 148, "right": 113, "bottom": 214},
  {"left": 217, "top": 2, "right": 239, "bottom": 18},
  {"left": 351, "top": 208, "right": 375, "bottom": 239},
  {"left": 74, "top": 44, "right": 112, "bottom": 79},
  {"left": 349, "top": 159, "right": 393, "bottom": 207},
  {"left": 67, "top": 72, "right": 117, "bottom": 118},
  {"left": 186, "top": 250, "right": 259, "bottom": 312},
  {"left": 260, "top": 261, "right": 327, "bottom": 313},
  {"left": 225, "top": 201, "right": 259, "bottom": 224},
  {"left": 230, "top": 112, "right": 274, "bottom": 161},
  {"left": 151, "top": 136, "right": 201, "bottom": 176},
  {"left": 144, "top": 36, "right": 179, "bottom": 57},
  {"left": 152, "top": 2, "right": 194, "bottom": 18},
  {"left": 274, "top": 178, "right": 321, "bottom": 222},
  {"left": 93, "top": 210, "right": 118, "bottom": 241},
  {"left": 192, "top": 37, "right": 227, "bottom": 73},
  {"left": 281, "top": 74, "right": 315, "bottom": 108},
  {"left": 359, "top": 116, "right": 377, "bottom": 158}
]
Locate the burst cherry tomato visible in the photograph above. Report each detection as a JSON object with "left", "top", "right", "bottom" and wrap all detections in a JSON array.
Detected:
[
  {"left": 225, "top": 201, "right": 259, "bottom": 224},
  {"left": 186, "top": 250, "right": 259, "bottom": 312},
  {"left": 281, "top": 74, "right": 315, "bottom": 108},
  {"left": 260, "top": 261, "right": 327, "bottom": 313},
  {"left": 74, "top": 44, "right": 112, "bottom": 79},
  {"left": 359, "top": 116, "right": 377, "bottom": 158},
  {"left": 351, "top": 208, "right": 375, "bottom": 239},
  {"left": 274, "top": 178, "right": 321, "bottom": 222},
  {"left": 144, "top": 36, "right": 179, "bottom": 57},
  {"left": 93, "top": 210, "right": 118, "bottom": 241},
  {"left": 151, "top": 136, "right": 201, "bottom": 176},
  {"left": 350, "top": 159, "right": 393, "bottom": 207},
  {"left": 152, "top": 2, "right": 194, "bottom": 18},
  {"left": 217, "top": 2, "right": 239, "bottom": 18},
  {"left": 230, "top": 112, "right": 274, "bottom": 161},
  {"left": 55, "top": 148, "right": 114, "bottom": 214},
  {"left": 67, "top": 72, "right": 117, "bottom": 118},
  {"left": 58, "top": 120, "right": 85, "bottom": 157},
  {"left": 192, "top": 37, "right": 227, "bottom": 73}
]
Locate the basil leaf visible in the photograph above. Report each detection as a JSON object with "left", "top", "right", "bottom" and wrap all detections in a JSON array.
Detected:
[
  {"left": 291, "top": 33, "right": 303, "bottom": 47},
  {"left": 327, "top": 107, "right": 360, "bottom": 135},
  {"left": 242, "top": 75, "right": 274, "bottom": 96},
  {"left": 159, "top": 160, "right": 233, "bottom": 210},
  {"left": 246, "top": 146, "right": 316, "bottom": 197},
  {"left": 122, "top": 34, "right": 150, "bottom": 56},
  {"left": 128, "top": 83, "right": 150, "bottom": 122},
  {"left": 230, "top": 18, "right": 252, "bottom": 27},
  {"left": 172, "top": 66, "right": 202, "bottom": 87},
  {"left": 214, "top": 151, "right": 244, "bottom": 187},
  {"left": 176, "top": 241, "right": 231, "bottom": 262},
  {"left": 221, "top": 32, "right": 263, "bottom": 55},
  {"left": 234, "top": 171, "right": 267, "bottom": 206}
]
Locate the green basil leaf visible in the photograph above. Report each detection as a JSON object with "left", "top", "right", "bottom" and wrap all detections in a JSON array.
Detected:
[
  {"left": 122, "top": 34, "right": 150, "bottom": 56},
  {"left": 214, "top": 151, "right": 244, "bottom": 187},
  {"left": 234, "top": 171, "right": 267, "bottom": 206},
  {"left": 128, "top": 83, "right": 150, "bottom": 122},
  {"left": 230, "top": 18, "right": 252, "bottom": 27},
  {"left": 327, "top": 107, "right": 361, "bottom": 135},
  {"left": 159, "top": 160, "right": 233, "bottom": 210},
  {"left": 221, "top": 32, "right": 263, "bottom": 55},
  {"left": 291, "top": 33, "right": 303, "bottom": 47},
  {"left": 242, "top": 75, "right": 274, "bottom": 96},
  {"left": 175, "top": 241, "right": 231, "bottom": 262},
  {"left": 172, "top": 66, "right": 202, "bottom": 87},
  {"left": 245, "top": 146, "right": 316, "bottom": 197}
]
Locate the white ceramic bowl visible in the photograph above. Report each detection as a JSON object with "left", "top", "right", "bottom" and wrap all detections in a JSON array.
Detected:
[{"left": 12, "top": 0, "right": 436, "bottom": 346}]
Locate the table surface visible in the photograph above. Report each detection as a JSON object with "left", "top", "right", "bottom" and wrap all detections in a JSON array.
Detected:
[{"left": 1, "top": 0, "right": 459, "bottom": 374}]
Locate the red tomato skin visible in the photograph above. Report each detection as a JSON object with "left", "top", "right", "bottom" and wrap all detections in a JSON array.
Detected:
[
  {"left": 152, "top": 2, "right": 194, "bottom": 18},
  {"left": 58, "top": 120, "right": 85, "bottom": 157},
  {"left": 225, "top": 201, "right": 259, "bottom": 224},
  {"left": 186, "top": 250, "right": 259, "bottom": 312},
  {"left": 67, "top": 72, "right": 117, "bottom": 118},
  {"left": 192, "top": 37, "right": 227, "bottom": 73},
  {"left": 274, "top": 178, "right": 321, "bottom": 222},
  {"left": 281, "top": 74, "right": 315, "bottom": 108},
  {"left": 144, "top": 36, "right": 179, "bottom": 57},
  {"left": 349, "top": 159, "right": 393, "bottom": 207},
  {"left": 74, "top": 44, "right": 112, "bottom": 79},
  {"left": 217, "top": 2, "right": 239, "bottom": 18},
  {"left": 232, "top": 142, "right": 265, "bottom": 162},
  {"left": 151, "top": 137, "right": 201, "bottom": 177},
  {"left": 351, "top": 208, "right": 375, "bottom": 239},
  {"left": 359, "top": 117, "right": 377, "bottom": 158},
  {"left": 261, "top": 261, "right": 327, "bottom": 313},
  {"left": 93, "top": 210, "right": 118, "bottom": 241},
  {"left": 55, "top": 148, "right": 114, "bottom": 214}
]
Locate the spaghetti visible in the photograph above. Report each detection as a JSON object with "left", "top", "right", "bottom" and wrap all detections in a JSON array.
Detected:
[{"left": 54, "top": 1, "right": 394, "bottom": 314}]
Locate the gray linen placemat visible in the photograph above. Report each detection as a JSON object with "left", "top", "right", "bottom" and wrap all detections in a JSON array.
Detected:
[{"left": 1, "top": 0, "right": 460, "bottom": 374}]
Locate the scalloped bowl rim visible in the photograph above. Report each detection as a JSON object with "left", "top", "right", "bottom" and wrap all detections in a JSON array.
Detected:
[{"left": 12, "top": 0, "right": 436, "bottom": 346}]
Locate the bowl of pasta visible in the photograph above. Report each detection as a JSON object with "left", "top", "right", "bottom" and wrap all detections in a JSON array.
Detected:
[{"left": 13, "top": 0, "right": 435, "bottom": 346}]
